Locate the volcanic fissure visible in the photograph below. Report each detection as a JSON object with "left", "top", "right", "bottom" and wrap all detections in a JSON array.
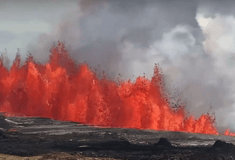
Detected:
[{"left": 0, "top": 42, "right": 233, "bottom": 136}]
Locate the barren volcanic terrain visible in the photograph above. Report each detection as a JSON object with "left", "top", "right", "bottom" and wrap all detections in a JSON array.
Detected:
[{"left": 0, "top": 114, "right": 234, "bottom": 160}]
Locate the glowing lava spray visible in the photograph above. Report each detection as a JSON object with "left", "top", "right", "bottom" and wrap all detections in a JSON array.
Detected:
[{"left": 0, "top": 42, "right": 233, "bottom": 135}]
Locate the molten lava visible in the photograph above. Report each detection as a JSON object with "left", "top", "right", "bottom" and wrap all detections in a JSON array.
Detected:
[
  {"left": 0, "top": 42, "right": 232, "bottom": 135},
  {"left": 224, "top": 129, "right": 235, "bottom": 136}
]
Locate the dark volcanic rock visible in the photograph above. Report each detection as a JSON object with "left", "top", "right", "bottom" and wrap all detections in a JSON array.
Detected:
[
  {"left": 103, "top": 131, "right": 120, "bottom": 140},
  {"left": 95, "top": 131, "right": 131, "bottom": 150},
  {"left": 154, "top": 138, "right": 173, "bottom": 148},
  {"left": 2, "top": 116, "right": 235, "bottom": 159},
  {"left": 0, "top": 113, "right": 11, "bottom": 130},
  {"left": 207, "top": 140, "right": 235, "bottom": 154},
  {"left": 0, "top": 130, "right": 7, "bottom": 139},
  {"left": 153, "top": 138, "right": 174, "bottom": 152}
]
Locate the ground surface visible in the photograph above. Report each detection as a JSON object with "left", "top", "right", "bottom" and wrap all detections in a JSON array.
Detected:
[{"left": 0, "top": 115, "right": 235, "bottom": 159}]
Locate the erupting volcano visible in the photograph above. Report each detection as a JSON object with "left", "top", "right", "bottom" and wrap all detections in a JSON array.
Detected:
[{"left": 0, "top": 42, "right": 233, "bottom": 136}]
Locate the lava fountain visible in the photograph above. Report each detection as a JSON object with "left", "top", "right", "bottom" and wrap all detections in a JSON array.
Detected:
[{"left": 0, "top": 42, "right": 233, "bottom": 136}]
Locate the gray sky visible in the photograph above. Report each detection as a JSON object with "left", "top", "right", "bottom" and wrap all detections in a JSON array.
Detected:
[
  {"left": 2, "top": 0, "right": 235, "bottom": 132},
  {"left": 0, "top": 0, "right": 78, "bottom": 62}
]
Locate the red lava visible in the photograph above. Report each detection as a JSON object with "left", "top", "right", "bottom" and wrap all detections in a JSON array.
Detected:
[{"left": 0, "top": 42, "right": 233, "bottom": 136}]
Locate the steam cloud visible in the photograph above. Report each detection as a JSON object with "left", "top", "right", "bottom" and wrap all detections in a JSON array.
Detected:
[{"left": 24, "top": 0, "right": 235, "bottom": 132}]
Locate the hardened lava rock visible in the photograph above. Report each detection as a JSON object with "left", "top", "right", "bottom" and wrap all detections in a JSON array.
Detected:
[
  {"left": 0, "top": 116, "right": 235, "bottom": 159},
  {"left": 207, "top": 140, "right": 235, "bottom": 154},
  {"left": 0, "top": 113, "right": 11, "bottom": 130},
  {"left": 153, "top": 138, "right": 174, "bottom": 149}
]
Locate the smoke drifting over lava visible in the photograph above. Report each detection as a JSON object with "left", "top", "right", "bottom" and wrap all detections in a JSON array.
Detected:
[
  {"left": 0, "top": 41, "right": 220, "bottom": 135},
  {"left": 2, "top": 0, "right": 235, "bottom": 133}
]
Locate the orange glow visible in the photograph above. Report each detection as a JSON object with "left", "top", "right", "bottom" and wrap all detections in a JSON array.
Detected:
[
  {"left": 224, "top": 129, "right": 235, "bottom": 136},
  {"left": 0, "top": 42, "right": 232, "bottom": 135}
]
